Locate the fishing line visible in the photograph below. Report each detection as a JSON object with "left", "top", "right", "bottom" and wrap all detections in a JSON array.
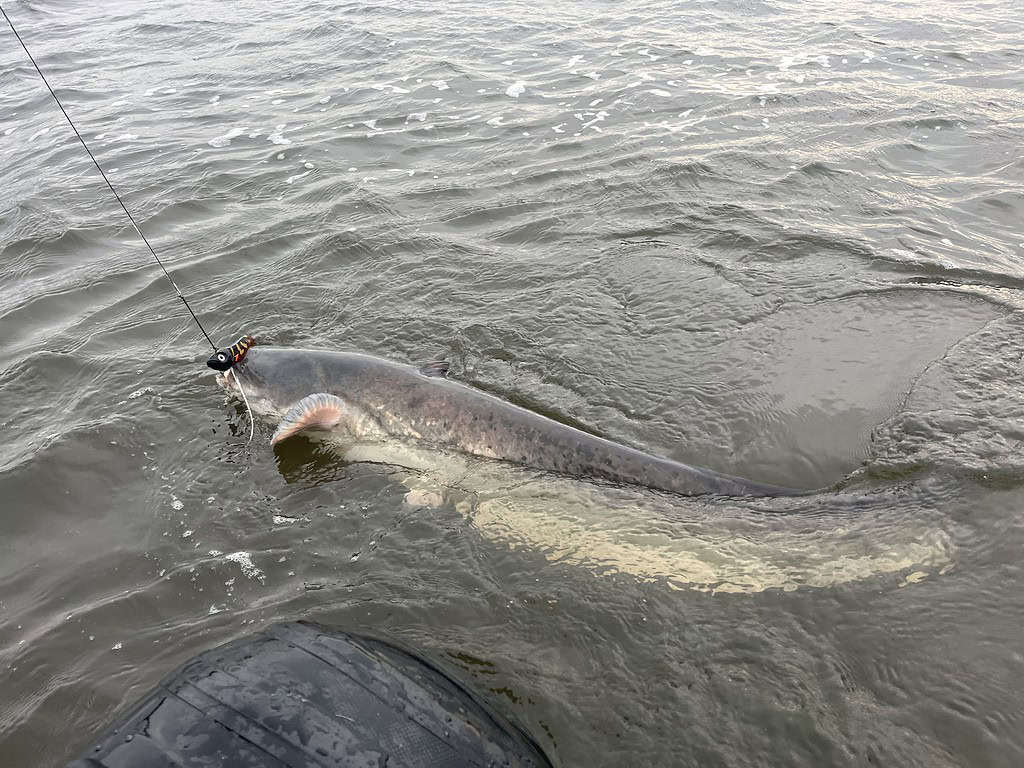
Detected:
[
  {"left": 233, "top": 372, "right": 256, "bottom": 443},
  {"left": 1, "top": 4, "right": 218, "bottom": 352}
]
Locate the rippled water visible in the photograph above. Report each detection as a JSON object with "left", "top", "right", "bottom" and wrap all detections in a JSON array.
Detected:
[{"left": 2, "top": 0, "right": 1024, "bottom": 765}]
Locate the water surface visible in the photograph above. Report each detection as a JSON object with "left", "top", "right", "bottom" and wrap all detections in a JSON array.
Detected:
[{"left": 2, "top": 0, "right": 1024, "bottom": 765}]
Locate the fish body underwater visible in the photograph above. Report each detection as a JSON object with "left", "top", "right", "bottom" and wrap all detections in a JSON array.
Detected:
[
  {"left": 220, "top": 346, "right": 799, "bottom": 497},
  {"left": 218, "top": 347, "right": 954, "bottom": 593}
]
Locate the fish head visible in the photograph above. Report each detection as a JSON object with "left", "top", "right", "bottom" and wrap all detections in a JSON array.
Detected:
[
  {"left": 217, "top": 346, "right": 327, "bottom": 416},
  {"left": 217, "top": 347, "right": 383, "bottom": 445}
]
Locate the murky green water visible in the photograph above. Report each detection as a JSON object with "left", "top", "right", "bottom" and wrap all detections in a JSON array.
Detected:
[{"left": 2, "top": 0, "right": 1023, "bottom": 765}]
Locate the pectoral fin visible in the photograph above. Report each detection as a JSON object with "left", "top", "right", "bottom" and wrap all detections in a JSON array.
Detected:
[
  {"left": 271, "top": 393, "right": 347, "bottom": 446},
  {"left": 418, "top": 360, "right": 450, "bottom": 378}
]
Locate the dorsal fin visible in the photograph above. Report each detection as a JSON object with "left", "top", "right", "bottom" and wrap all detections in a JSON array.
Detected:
[
  {"left": 418, "top": 360, "right": 450, "bottom": 378},
  {"left": 271, "top": 393, "right": 346, "bottom": 446}
]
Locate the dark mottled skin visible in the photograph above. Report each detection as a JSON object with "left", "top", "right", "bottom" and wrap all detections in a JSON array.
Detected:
[{"left": 232, "top": 347, "right": 799, "bottom": 497}]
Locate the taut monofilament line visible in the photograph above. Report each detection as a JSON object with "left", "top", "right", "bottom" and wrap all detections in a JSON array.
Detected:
[{"left": 1, "top": 3, "right": 218, "bottom": 352}]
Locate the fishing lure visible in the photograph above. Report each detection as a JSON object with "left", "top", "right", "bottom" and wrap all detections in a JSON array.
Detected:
[
  {"left": 207, "top": 335, "right": 256, "bottom": 371},
  {"left": 207, "top": 334, "right": 258, "bottom": 442}
]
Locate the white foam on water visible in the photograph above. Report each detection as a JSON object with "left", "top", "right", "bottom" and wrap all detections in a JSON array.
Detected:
[
  {"left": 486, "top": 115, "right": 505, "bottom": 126},
  {"left": 407, "top": 112, "right": 427, "bottom": 122},
  {"left": 431, "top": 79, "right": 449, "bottom": 90},
  {"left": 506, "top": 81, "right": 527, "bottom": 98},
  {"left": 268, "top": 124, "right": 291, "bottom": 144},
  {"left": 318, "top": 95, "right": 331, "bottom": 104},
  {"left": 648, "top": 88, "right": 672, "bottom": 97},
  {"left": 210, "top": 95, "right": 220, "bottom": 103},
  {"left": 285, "top": 170, "right": 311, "bottom": 184},
  {"left": 362, "top": 119, "right": 377, "bottom": 129},
  {"left": 779, "top": 53, "right": 830, "bottom": 71},
  {"left": 581, "top": 111, "right": 608, "bottom": 130},
  {"left": 208, "top": 127, "right": 245, "bottom": 147},
  {"left": 225, "top": 551, "right": 265, "bottom": 583}
]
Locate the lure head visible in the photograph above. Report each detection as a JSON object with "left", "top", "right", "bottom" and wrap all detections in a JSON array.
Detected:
[{"left": 207, "top": 335, "right": 256, "bottom": 371}]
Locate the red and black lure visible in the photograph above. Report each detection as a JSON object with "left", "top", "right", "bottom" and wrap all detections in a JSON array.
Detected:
[{"left": 207, "top": 335, "right": 256, "bottom": 371}]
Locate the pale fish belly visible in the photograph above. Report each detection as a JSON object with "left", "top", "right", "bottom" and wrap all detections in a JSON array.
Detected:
[{"left": 317, "top": 435, "right": 954, "bottom": 594}]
